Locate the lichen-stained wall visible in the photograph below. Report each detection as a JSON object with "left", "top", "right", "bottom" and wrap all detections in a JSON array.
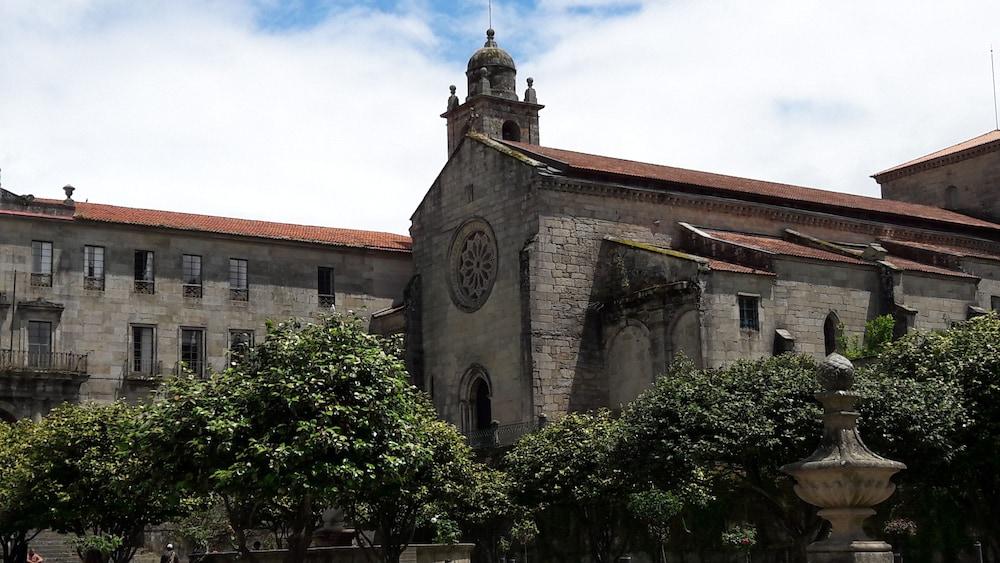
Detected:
[
  {"left": 701, "top": 260, "right": 879, "bottom": 365},
  {"left": 410, "top": 138, "right": 540, "bottom": 430},
  {"left": 898, "top": 274, "right": 978, "bottom": 330},
  {"left": 961, "top": 258, "right": 1000, "bottom": 311},
  {"left": 0, "top": 216, "right": 411, "bottom": 417}
]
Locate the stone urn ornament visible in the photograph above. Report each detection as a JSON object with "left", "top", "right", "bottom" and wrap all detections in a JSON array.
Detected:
[{"left": 781, "top": 353, "right": 906, "bottom": 563}]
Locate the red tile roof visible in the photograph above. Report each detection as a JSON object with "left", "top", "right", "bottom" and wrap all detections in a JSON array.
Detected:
[
  {"left": 874, "top": 130, "right": 1000, "bottom": 178},
  {"left": 706, "top": 259, "right": 775, "bottom": 276},
  {"left": 883, "top": 255, "right": 977, "bottom": 279},
  {"left": 881, "top": 239, "right": 1000, "bottom": 263},
  {"left": 45, "top": 202, "right": 412, "bottom": 252},
  {"left": 703, "top": 230, "right": 869, "bottom": 265},
  {"left": 499, "top": 140, "right": 1000, "bottom": 233}
]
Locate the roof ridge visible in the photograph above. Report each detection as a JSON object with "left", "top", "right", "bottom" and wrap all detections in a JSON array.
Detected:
[
  {"left": 74, "top": 201, "right": 410, "bottom": 238},
  {"left": 498, "top": 139, "right": 1000, "bottom": 233},
  {"left": 874, "top": 129, "right": 1000, "bottom": 177}
]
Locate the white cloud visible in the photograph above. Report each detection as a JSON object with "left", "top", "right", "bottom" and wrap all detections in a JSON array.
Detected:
[{"left": 1, "top": 0, "right": 999, "bottom": 236}]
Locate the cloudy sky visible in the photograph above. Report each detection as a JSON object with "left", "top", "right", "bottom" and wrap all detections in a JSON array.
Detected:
[{"left": 2, "top": 1, "right": 999, "bottom": 235}]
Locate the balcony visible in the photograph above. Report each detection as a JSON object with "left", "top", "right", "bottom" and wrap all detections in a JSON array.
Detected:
[
  {"left": 319, "top": 294, "right": 336, "bottom": 309},
  {"left": 230, "top": 288, "right": 249, "bottom": 302},
  {"left": 125, "top": 359, "right": 163, "bottom": 381},
  {"left": 183, "top": 284, "right": 203, "bottom": 298},
  {"left": 83, "top": 276, "right": 105, "bottom": 291},
  {"left": 464, "top": 418, "right": 545, "bottom": 450},
  {"left": 0, "top": 350, "right": 88, "bottom": 375},
  {"left": 134, "top": 280, "right": 155, "bottom": 294},
  {"left": 30, "top": 273, "right": 52, "bottom": 287}
]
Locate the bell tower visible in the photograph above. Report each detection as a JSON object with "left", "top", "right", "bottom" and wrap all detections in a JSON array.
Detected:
[{"left": 442, "top": 29, "right": 544, "bottom": 155}]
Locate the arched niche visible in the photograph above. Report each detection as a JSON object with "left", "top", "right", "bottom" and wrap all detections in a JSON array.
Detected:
[
  {"left": 606, "top": 321, "right": 653, "bottom": 409},
  {"left": 669, "top": 308, "right": 703, "bottom": 368}
]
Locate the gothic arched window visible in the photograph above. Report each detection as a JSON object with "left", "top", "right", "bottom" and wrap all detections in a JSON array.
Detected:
[
  {"left": 824, "top": 311, "right": 841, "bottom": 356},
  {"left": 460, "top": 365, "right": 493, "bottom": 432}
]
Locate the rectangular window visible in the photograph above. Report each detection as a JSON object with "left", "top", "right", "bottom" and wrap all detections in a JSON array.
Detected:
[
  {"left": 993, "top": 296, "right": 1000, "bottom": 311},
  {"left": 131, "top": 325, "right": 157, "bottom": 375},
  {"left": 180, "top": 328, "right": 205, "bottom": 376},
  {"left": 738, "top": 294, "right": 760, "bottom": 331},
  {"left": 229, "top": 329, "right": 254, "bottom": 364},
  {"left": 31, "top": 241, "right": 53, "bottom": 287},
  {"left": 182, "top": 254, "right": 203, "bottom": 298},
  {"left": 229, "top": 258, "right": 248, "bottom": 301},
  {"left": 318, "top": 267, "right": 335, "bottom": 308},
  {"left": 134, "top": 250, "right": 155, "bottom": 294},
  {"left": 84, "top": 245, "right": 105, "bottom": 291},
  {"left": 27, "top": 320, "right": 52, "bottom": 368}
]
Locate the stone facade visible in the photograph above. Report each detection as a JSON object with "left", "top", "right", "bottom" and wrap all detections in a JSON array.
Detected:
[
  {"left": 0, "top": 190, "right": 412, "bottom": 421},
  {"left": 411, "top": 31, "right": 1000, "bottom": 436}
]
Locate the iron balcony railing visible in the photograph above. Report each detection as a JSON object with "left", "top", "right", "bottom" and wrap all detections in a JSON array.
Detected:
[
  {"left": 465, "top": 416, "right": 548, "bottom": 449},
  {"left": 183, "top": 284, "right": 203, "bottom": 298},
  {"left": 125, "top": 359, "right": 163, "bottom": 378},
  {"left": 0, "top": 350, "right": 88, "bottom": 375}
]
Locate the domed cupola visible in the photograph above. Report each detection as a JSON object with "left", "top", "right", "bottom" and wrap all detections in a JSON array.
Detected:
[
  {"left": 466, "top": 29, "right": 518, "bottom": 101},
  {"left": 442, "top": 27, "right": 543, "bottom": 155}
]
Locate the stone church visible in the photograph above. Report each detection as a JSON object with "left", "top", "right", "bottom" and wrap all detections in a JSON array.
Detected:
[
  {"left": 3, "top": 27, "right": 1000, "bottom": 450},
  {"left": 410, "top": 29, "right": 1000, "bottom": 444}
]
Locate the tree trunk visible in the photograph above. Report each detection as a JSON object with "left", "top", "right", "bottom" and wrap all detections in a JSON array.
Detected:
[{"left": 283, "top": 495, "right": 315, "bottom": 563}]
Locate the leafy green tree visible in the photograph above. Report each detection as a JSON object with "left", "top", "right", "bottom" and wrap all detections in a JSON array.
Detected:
[
  {"left": 453, "top": 466, "right": 519, "bottom": 563},
  {"left": 505, "top": 410, "right": 634, "bottom": 563},
  {"left": 628, "top": 489, "right": 683, "bottom": 563},
  {"left": 620, "top": 355, "right": 824, "bottom": 559},
  {"left": 146, "top": 316, "right": 422, "bottom": 563},
  {"left": 0, "top": 420, "right": 47, "bottom": 563},
  {"left": 30, "top": 402, "right": 180, "bottom": 563},
  {"left": 346, "top": 401, "right": 481, "bottom": 563},
  {"left": 859, "top": 314, "right": 1000, "bottom": 561}
]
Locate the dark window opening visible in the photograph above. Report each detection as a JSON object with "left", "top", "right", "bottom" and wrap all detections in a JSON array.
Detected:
[
  {"left": 132, "top": 325, "right": 156, "bottom": 375},
  {"left": 183, "top": 254, "right": 203, "bottom": 298},
  {"left": 134, "top": 250, "right": 155, "bottom": 293},
  {"left": 27, "top": 321, "right": 52, "bottom": 368},
  {"left": 738, "top": 295, "right": 760, "bottom": 331},
  {"left": 471, "top": 378, "right": 492, "bottom": 431},
  {"left": 501, "top": 120, "right": 521, "bottom": 142},
  {"left": 229, "top": 258, "right": 248, "bottom": 301},
  {"left": 823, "top": 312, "right": 841, "bottom": 355},
  {"left": 318, "top": 267, "right": 335, "bottom": 308},
  {"left": 992, "top": 296, "right": 999, "bottom": 311},
  {"left": 229, "top": 330, "right": 254, "bottom": 364},
  {"left": 31, "top": 241, "right": 53, "bottom": 287},
  {"left": 84, "top": 246, "right": 105, "bottom": 290},
  {"left": 180, "top": 328, "right": 205, "bottom": 376}
]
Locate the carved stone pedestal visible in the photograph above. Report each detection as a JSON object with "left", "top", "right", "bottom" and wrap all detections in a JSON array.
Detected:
[{"left": 781, "top": 354, "right": 905, "bottom": 563}]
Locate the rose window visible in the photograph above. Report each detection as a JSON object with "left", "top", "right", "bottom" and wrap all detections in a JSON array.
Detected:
[{"left": 448, "top": 219, "right": 498, "bottom": 311}]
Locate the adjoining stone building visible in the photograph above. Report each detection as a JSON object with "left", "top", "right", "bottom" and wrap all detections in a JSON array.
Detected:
[
  {"left": 0, "top": 186, "right": 412, "bottom": 421},
  {"left": 411, "top": 29, "right": 1000, "bottom": 444}
]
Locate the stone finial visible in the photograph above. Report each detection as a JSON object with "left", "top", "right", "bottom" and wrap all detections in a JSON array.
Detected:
[
  {"left": 485, "top": 28, "right": 497, "bottom": 48},
  {"left": 524, "top": 77, "right": 537, "bottom": 104},
  {"left": 781, "top": 353, "right": 905, "bottom": 563},
  {"left": 478, "top": 67, "right": 491, "bottom": 96},
  {"left": 447, "top": 85, "right": 460, "bottom": 111},
  {"left": 63, "top": 185, "right": 76, "bottom": 205},
  {"left": 816, "top": 352, "right": 853, "bottom": 391}
]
